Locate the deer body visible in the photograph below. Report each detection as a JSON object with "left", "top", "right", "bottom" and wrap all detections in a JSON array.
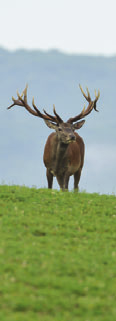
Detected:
[
  {"left": 8, "top": 84, "right": 100, "bottom": 190},
  {"left": 44, "top": 131, "right": 85, "bottom": 189}
]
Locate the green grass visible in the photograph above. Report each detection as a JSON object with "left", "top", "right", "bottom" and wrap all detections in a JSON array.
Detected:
[{"left": 0, "top": 185, "right": 116, "bottom": 321}]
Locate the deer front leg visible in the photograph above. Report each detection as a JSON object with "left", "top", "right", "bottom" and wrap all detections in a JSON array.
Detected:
[
  {"left": 57, "top": 174, "right": 69, "bottom": 190},
  {"left": 64, "top": 173, "right": 70, "bottom": 190},
  {"left": 56, "top": 175, "right": 64, "bottom": 190},
  {"left": 46, "top": 169, "right": 53, "bottom": 189},
  {"left": 74, "top": 168, "right": 82, "bottom": 190}
]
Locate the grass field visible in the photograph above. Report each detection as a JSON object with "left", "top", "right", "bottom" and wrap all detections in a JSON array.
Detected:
[{"left": 0, "top": 185, "right": 116, "bottom": 321}]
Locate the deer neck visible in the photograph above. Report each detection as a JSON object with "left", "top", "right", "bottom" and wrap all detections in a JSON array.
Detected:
[{"left": 53, "top": 139, "right": 69, "bottom": 175}]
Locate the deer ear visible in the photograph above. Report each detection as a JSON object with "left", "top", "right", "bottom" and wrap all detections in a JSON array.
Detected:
[
  {"left": 73, "top": 120, "right": 85, "bottom": 130},
  {"left": 44, "top": 120, "right": 58, "bottom": 130}
]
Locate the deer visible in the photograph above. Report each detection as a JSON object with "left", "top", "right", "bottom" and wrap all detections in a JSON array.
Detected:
[{"left": 7, "top": 84, "right": 100, "bottom": 190}]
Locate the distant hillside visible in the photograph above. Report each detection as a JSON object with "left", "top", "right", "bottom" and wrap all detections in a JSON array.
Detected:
[{"left": 0, "top": 48, "right": 116, "bottom": 193}]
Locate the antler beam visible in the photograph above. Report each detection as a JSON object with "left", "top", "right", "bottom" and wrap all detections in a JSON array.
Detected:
[{"left": 7, "top": 85, "right": 63, "bottom": 123}]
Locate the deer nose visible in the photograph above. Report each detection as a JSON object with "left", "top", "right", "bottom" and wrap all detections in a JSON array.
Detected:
[{"left": 69, "top": 134, "right": 76, "bottom": 141}]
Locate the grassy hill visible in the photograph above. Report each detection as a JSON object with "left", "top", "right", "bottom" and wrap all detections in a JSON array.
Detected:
[{"left": 0, "top": 185, "right": 116, "bottom": 321}]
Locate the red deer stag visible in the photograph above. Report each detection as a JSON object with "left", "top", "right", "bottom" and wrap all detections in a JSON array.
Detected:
[{"left": 8, "top": 85, "right": 100, "bottom": 190}]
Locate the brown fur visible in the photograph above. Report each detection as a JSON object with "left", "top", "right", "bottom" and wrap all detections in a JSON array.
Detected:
[{"left": 43, "top": 132, "right": 85, "bottom": 190}]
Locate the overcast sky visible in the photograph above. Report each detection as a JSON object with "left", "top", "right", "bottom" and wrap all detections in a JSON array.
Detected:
[{"left": 0, "top": 0, "right": 116, "bottom": 55}]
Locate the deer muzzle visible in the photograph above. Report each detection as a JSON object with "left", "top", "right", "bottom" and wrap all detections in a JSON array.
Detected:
[{"left": 67, "top": 134, "right": 76, "bottom": 143}]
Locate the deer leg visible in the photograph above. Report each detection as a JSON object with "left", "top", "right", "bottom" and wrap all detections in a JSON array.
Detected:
[
  {"left": 64, "top": 174, "right": 70, "bottom": 190},
  {"left": 46, "top": 169, "right": 53, "bottom": 189},
  {"left": 57, "top": 174, "right": 69, "bottom": 190},
  {"left": 74, "top": 168, "right": 82, "bottom": 190},
  {"left": 56, "top": 175, "right": 65, "bottom": 190}
]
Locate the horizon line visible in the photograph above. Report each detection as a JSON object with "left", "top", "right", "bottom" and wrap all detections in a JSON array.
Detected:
[{"left": 0, "top": 45, "right": 116, "bottom": 58}]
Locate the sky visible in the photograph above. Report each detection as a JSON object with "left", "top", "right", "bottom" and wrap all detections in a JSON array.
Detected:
[{"left": 0, "top": 0, "right": 116, "bottom": 55}]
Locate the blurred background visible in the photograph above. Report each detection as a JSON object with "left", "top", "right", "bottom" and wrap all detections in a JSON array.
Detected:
[{"left": 0, "top": 0, "right": 116, "bottom": 194}]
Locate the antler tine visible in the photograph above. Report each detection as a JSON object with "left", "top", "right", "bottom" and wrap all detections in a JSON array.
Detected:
[
  {"left": 32, "top": 96, "right": 40, "bottom": 112},
  {"left": 79, "top": 84, "right": 91, "bottom": 102},
  {"left": 42, "top": 105, "right": 63, "bottom": 123},
  {"left": 7, "top": 96, "right": 16, "bottom": 109},
  {"left": 43, "top": 108, "right": 58, "bottom": 123},
  {"left": 32, "top": 97, "right": 59, "bottom": 122},
  {"left": 82, "top": 104, "right": 86, "bottom": 114},
  {"left": 16, "top": 90, "right": 23, "bottom": 101},
  {"left": 16, "top": 84, "right": 28, "bottom": 103},
  {"left": 93, "top": 89, "right": 100, "bottom": 112},
  {"left": 7, "top": 102, "right": 16, "bottom": 109},
  {"left": 86, "top": 87, "right": 91, "bottom": 101},
  {"left": 53, "top": 104, "right": 63, "bottom": 123},
  {"left": 32, "top": 97, "right": 50, "bottom": 120},
  {"left": 95, "top": 89, "right": 100, "bottom": 101},
  {"left": 23, "top": 84, "right": 28, "bottom": 103}
]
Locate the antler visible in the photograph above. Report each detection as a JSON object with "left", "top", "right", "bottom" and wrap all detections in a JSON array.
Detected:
[
  {"left": 7, "top": 85, "right": 63, "bottom": 123},
  {"left": 67, "top": 85, "right": 100, "bottom": 123},
  {"left": 43, "top": 104, "right": 63, "bottom": 123}
]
